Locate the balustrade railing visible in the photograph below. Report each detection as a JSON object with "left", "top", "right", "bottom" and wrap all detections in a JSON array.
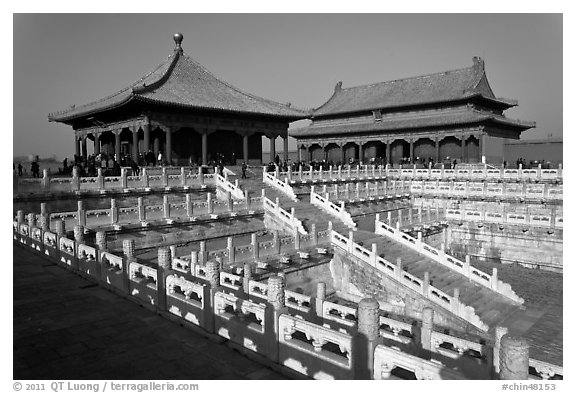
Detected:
[
  {"left": 282, "top": 164, "right": 562, "bottom": 185},
  {"left": 330, "top": 230, "right": 488, "bottom": 331},
  {"left": 262, "top": 171, "right": 298, "bottom": 201},
  {"left": 309, "top": 188, "right": 356, "bottom": 228},
  {"left": 373, "top": 216, "right": 524, "bottom": 304},
  {"left": 445, "top": 207, "right": 562, "bottom": 229},
  {"left": 373, "top": 345, "right": 466, "bottom": 380},
  {"left": 263, "top": 196, "right": 307, "bottom": 234},
  {"left": 216, "top": 174, "right": 245, "bottom": 199},
  {"left": 14, "top": 166, "right": 217, "bottom": 195}
]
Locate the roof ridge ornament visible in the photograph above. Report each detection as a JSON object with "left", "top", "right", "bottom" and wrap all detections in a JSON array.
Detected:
[
  {"left": 174, "top": 32, "right": 184, "bottom": 53},
  {"left": 472, "top": 56, "right": 485, "bottom": 71},
  {"left": 334, "top": 81, "right": 343, "bottom": 92}
]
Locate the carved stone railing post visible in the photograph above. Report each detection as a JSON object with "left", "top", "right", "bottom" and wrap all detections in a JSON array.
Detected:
[
  {"left": 37, "top": 214, "right": 49, "bottom": 232},
  {"left": 180, "top": 167, "right": 186, "bottom": 187},
  {"left": 120, "top": 168, "right": 128, "bottom": 189},
  {"left": 71, "top": 167, "right": 80, "bottom": 192},
  {"left": 142, "top": 167, "right": 149, "bottom": 188},
  {"left": 207, "top": 193, "right": 213, "bottom": 214},
  {"left": 493, "top": 326, "right": 509, "bottom": 376},
  {"left": 245, "top": 190, "right": 251, "bottom": 211},
  {"left": 184, "top": 194, "right": 193, "bottom": 218},
  {"left": 74, "top": 225, "right": 84, "bottom": 245},
  {"left": 72, "top": 224, "right": 84, "bottom": 270},
  {"left": 77, "top": 201, "right": 86, "bottom": 227},
  {"left": 189, "top": 250, "right": 198, "bottom": 275},
  {"left": 242, "top": 262, "right": 252, "bottom": 296},
  {"left": 27, "top": 212, "right": 36, "bottom": 229},
  {"left": 96, "top": 231, "right": 107, "bottom": 251},
  {"left": 205, "top": 260, "right": 220, "bottom": 289},
  {"left": 160, "top": 195, "right": 168, "bottom": 219},
  {"left": 251, "top": 233, "right": 259, "bottom": 260},
  {"left": 16, "top": 210, "right": 24, "bottom": 226},
  {"left": 162, "top": 167, "right": 168, "bottom": 187},
  {"left": 42, "top": 169, "right": 50, "bottom": 190},
  {"left": 265, "top": 275, "right": 287, "bottom": 362},
  {"left": 54, "top": 219, "right": 65, "bottom": 237},
  {"left": 110, "top": 199, "right": 118, "bottom": 224},
  {"left": 199, "top": 240, "right": 207, "bottom": 265},
  {"left": 499, "top": 334, "right": 529, "bottom": 380},
  {"left": 97, "top": 168, "right": 104, "bottom": 190},
  {"left": 157, "top": 247, "right": 173, "bottom": 312},
  {"left": 355, "top": 298, "right": 381, "bottom": 379},
  {"left": 227, "top": 236, "right": 235, "bottom": 265},
  {"left": 315, "top": 282, "right": 326, "bottom": 321},
  {"left": 123, "top": 239, "right": 135, "bottom": 259},
  {"left": 138, "top": 197, "right": 146, "bottom": 222}
]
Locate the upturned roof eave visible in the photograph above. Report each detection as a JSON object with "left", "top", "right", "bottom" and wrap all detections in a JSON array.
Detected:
[{"left": 47, "top": 93, "right": 135, "bottom": 123}]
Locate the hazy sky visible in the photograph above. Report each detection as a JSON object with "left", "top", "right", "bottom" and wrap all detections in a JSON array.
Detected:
[{"left": 13, "top": 14, "right": 562, "bottom": 159}]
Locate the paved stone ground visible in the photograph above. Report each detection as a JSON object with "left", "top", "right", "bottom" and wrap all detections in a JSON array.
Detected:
[
  {"left": 470, "top": 259, "right": 563, "bottom": 367},
  {"left": 13, "top": 245, "right": 288, "bottom": 380}
]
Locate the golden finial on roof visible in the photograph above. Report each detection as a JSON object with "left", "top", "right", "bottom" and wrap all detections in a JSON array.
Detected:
[{"left": 173, "top": 33, "right": 183, "bottom": 51}]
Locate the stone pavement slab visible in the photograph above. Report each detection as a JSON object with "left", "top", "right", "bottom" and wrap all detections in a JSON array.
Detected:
[{"left": 13, "top": 244, "right": 288, "bottom": 380}]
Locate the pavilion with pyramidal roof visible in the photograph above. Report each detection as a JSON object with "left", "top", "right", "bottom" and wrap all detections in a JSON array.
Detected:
[{"left": 49, "top": 33, "right": 307, "bottom": 166}]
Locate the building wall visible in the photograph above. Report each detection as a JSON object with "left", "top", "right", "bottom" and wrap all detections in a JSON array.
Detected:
[{"left": 503, "top": 139, "right": 563, "bottom": 165}]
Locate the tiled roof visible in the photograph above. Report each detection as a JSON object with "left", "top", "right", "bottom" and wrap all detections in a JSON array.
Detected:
[
  {"left": 49, "top": 49, "right": 308, "bottom": 122},
  {"left": 291, "top": 108, "right": 535, "bottom": 137},
  {"left": 312, "top": 57, "right": 514, "bottom": 117}
]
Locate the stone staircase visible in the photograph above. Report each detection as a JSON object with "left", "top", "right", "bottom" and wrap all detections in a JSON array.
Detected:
[
  {"left": 262, "top": 184, "right": 349, "bottom": 234},
  {"left": 348, "top": 229, "right": 522, "bottom": 329}
]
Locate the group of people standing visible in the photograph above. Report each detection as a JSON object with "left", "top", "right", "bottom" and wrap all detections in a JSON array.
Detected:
[{"left": 13, "top": 161, "right": 41, "bottom": 178}]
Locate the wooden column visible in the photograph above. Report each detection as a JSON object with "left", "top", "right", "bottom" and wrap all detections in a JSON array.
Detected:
[
  {"left": 94, "top": 133, "right": 100, "bottom": 155},
  {"left": 143, "top": 123, "right": 150, "bottom": 153},
  {"left": 243, "top": 134, "right": 249, "bottom": 163},
  {"left": 409, "top": 138, "right": 414, "bottom": 162},
  {"left": 165, "top": 128, "right": 172, "bottom": 164},
  {"left": 359, "top": 143, "right": 363, "bottom": 163},
  {"left": 340, "top": 144, "right": 345, "bottom": 163},
  {"left": 435, "top": 136, "right": 440, "bottom": 163},
  {"left": 478, "top": 133, "right": 484, "bottom": 163},
  {"left": 461, "top": 135, "right": 466, "bottom": 162},
  {"left": 81, "top": 137, "right": 87, "bottom": 161},
  {"left": 132, "top": 128, "right": 138, "bottom": 161},
  {"left": 202, "top": 132, "right": 208, "bottom": 166},
  {"left": 75, "top": 136, "right": 80, "bottom": 157},
  {"left": 283, "top": 136, "right": 289, "bottom": 162},
  {"left": 386, "top": 140, "right": 391, "bottom": 164},
  {"left": 153, "top": 134, "right": 160, "bottom": 157},
  {"left": 114, "top": 131, "right": 121, "bottom": 161},
  {"left": 269, "top": 135, "right": 276, "bottom": 163}
]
